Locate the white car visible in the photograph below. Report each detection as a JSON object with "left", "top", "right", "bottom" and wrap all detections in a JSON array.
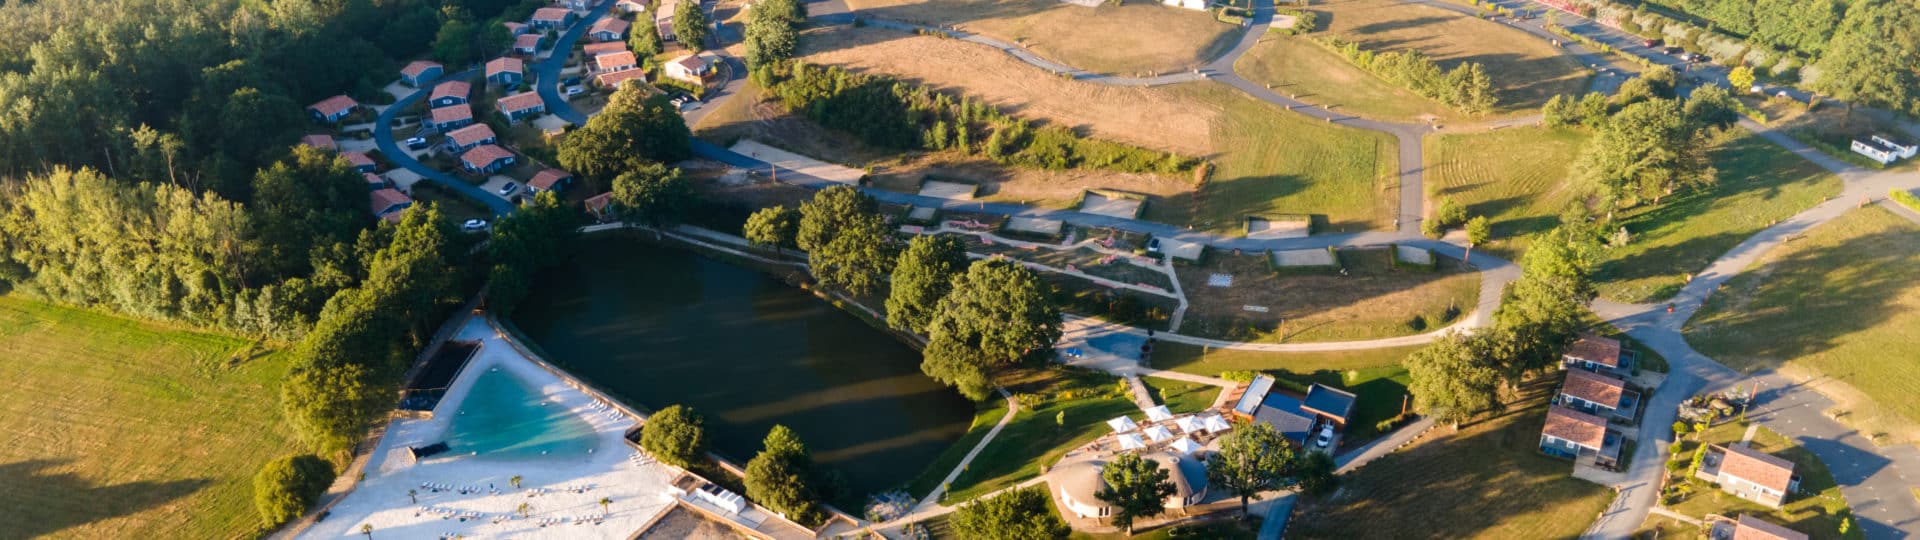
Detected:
[
  {"left": 1315, "top": 424, "right": 1335, "bottom": 448},
  {"left": 498, "top": 182, "right": 518, "bottom": 196},
  {"left": 461, "top": 219, "right": 489, "bottom": 233},
  {"left": 564, "top": 86, "right": 584, "bottom": 96}
]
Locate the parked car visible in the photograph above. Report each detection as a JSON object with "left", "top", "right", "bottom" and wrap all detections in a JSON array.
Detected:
[
  {"left": 1146, "top": 238, "right": 1162, "bottom": 253},
  {"left": 1315, "top": 424, "right": 1335, "bottom": 448},
  {"left": 1662, "top": 46, "right": 1684, "bottom": 55},
  {"left": 498, "top": 182, "right": 518, "bottom": 196},
  {"left": 1642, "top": 38, "right": 1662, "bottom": 48},
  {"left": 565, "top": 86, "right": 584, "bottom": 96},
  {"left": 405, "top": 137, "right": 429, "bottom": 150},
  {"left": 461, "top": 219, "right": 489, "bottom": 232},
  {"left": 562, "top": 76, "right": 582, "bottom": 87}
]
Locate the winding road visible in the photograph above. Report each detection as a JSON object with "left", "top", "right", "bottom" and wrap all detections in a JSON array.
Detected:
[{"left": 368, "top": 0, "right": 1920, "bottom": 537}]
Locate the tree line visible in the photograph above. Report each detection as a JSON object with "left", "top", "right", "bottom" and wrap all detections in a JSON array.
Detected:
[
  {"left": 1542, "top": 66, "right": 1738, "bottom": 213},
  {"left": 1315, "top": 36, "right": 1497, "bottom": 114},
  {"left": 754, "top": 62, "right": 1196, "bottom": 175}
]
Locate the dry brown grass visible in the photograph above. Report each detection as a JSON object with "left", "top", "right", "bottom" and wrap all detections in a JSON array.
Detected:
[
  {"left": 1175, "top": 248, "right": 1480, "bottom": 343},
  {"left": 842, "top": 0, "right": 1243, "bottom": 75},
  {"left": 1306, "top": 0, "right": 1588, "bottom": 112}
]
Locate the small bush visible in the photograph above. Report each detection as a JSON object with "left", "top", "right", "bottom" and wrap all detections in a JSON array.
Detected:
[
  {"left": 1218, "top": 370, "right": 1260, "bottom": 383},
  {"left": 253, "top": 454, "right": 336, "bottom": 528},
  {"left": 1891, "top": 189, "right": 1920, "bottom": 213}
]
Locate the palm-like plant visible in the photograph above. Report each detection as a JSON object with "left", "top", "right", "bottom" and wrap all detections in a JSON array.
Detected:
[
  {"left": 407, "top": 489, "right": 417, "bottom": 504},
  {"left": 360, "top": 523, "right": 373, "bottom": 539},
  {"left": 599, "top": 497, "right": 612, "bottom": 516},
  {"left": 517, "top": 502, "right": 531, "bottom": 518},
  {"left": 509, "top": 475, "right": 523, "bottom": 489}
]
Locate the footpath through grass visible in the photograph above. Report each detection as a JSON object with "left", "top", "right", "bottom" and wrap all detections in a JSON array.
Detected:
[
  {"left": 936, "top": 367, "right": 1136, "bottom": 503},
  {"left": 1289, "top": 0, "right": 1588, "bottom": 113},
  {"left": 1236, "top": 36, "right": 1465, "bottom": 123},
  {"left": 1686, "top": 206, "right": 1920, "bottom": 443},
  {"left": 1288, "top": 380, "right": 1615, "bottom": 539},
  {"left": 1150, "top": 84, "right": 1398, "bottom": 234},
  {"left": 0, "top": 296, "right": 300, "bottom": 539},
  {"left": 1593, "top": 129, "right": 1842, "bottom": 303},
  {"left": 1667, "top": 422, "right": 1860, "bottom": 540},
  {"left": 1426, "top": 126, "right": 1592, "bottom": 259}
]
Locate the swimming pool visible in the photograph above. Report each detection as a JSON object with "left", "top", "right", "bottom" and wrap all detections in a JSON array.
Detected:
[{"left": 444, "top": 368, "right": 600, "bottom": 460}]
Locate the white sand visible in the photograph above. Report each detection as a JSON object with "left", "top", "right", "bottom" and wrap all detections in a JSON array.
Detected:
[
  {"left": 298, "top": 318, "right": 680, "bottom": 540},
  {"left": 1272, "top": 248, "right": 1335, "bottom": 267}
]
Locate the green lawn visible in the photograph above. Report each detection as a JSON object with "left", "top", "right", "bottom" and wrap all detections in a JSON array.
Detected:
[
  {"left": 0, "top": 296, "right": 302, "bottom": 539},
  {"left": 1147, "top": 343, "right": 1414, "bottom": 440},
  {"left": 1686, "top": 206, "right": 1920, "bottom": 444},
  {"left": 1237, "top": 36, "right": 1467, "bottom": 123},
  {"left": 1140, "top": 378, "right": 1223, "bottom": 415},
  {"left": 901, "top": 397, "right": 1012, "bottom": 499},
  {"left": 1149, "top": 84, "right": 1399, "bottom": 234},
  {"left": 939, "top": 367, "right": 1138, "bottom": 503},
  {"left": 1593, "top": 129, "right": 1842, "bottom": 303},
  {"left": 1668, "top": 422, "right": 1859, "bottom": 540},
  {"left": 1425, "top": 126, "right": 1592, "bottom": 259},
  {"left": 1288, "top": 380, "right": 1615, "bottom": 539}
]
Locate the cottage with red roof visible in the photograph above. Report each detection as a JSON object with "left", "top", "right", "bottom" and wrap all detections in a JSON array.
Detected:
[
  {"left": 369, "top": 188, "right": 413, "bottom": 223},
  {"left": 513, "top": 33, "right": 545, "bottom": 55},
  {"left": 400, "top": 61, "right": 444, "bottom": 86},
  {"left": 1564, "top": 333, "right": 1632, "bottom": 374},
  {"left": 585, "top": 191, "right": 616, "bottom": 222},
  {"left": 460, "top": 144, "right": 517, "bottom": 174},
  {"left": 530, "top": 7, "right": 576, "bottom": 28},
  {"left": 590, "top": 18, "right": 630, "bottom": 41},
  {"left": 1539, "top": 406, "right": 1619, "bottom": 466},
  {"left": 341, "top": 151, "right": 377, "bottom": 173},
  {"left": 364, "top": 172, "right": 389, "bottom": 190},
  {"left": 594, "top": 51, "right": 639, "bottom": 73},
  {"left": 504, "top": 21, "right": 530, "bottom": 36},
  {"left": 664, "top": 54, "right": 713, "bottom": 84},
  {"left": 1729, "top": 514, "right": 1808, "bottom": 540},
  {"left": 496, "top": 92, "right": 547, "bottom": 123},
  {"left": 429, "top": 81, "right": 472, "bottom": 108},
  {"left": 428, "top": 104, "right": 475, "bottom": 131},
  {"left": 1557, "top": 369, "right": 1639, "bottom": 420},
  {"left": 300, "top": 134, "right": 337, "bottom": 150},
  {"left": 584, "top": 41, "right": 629, "bottom": 57},
  {"left": 594, "top": 68, "right": 649, "bottom": 90},
  {"left": 445, "top": 124, "right": 499, "bottom": 153},
  {"left": 656, "top": 0, "right": 678, "bottom": 38},
  {"left": 1696, "top": 444, "right": 1799, "bottom": 508},
  {"left": 528, "top": 169, "right": 574, "bottom": 194},
  {"left": 486, "top": 57, "right": 526, "bottom": 86},
  {"left": 307, "top": 95, "right": 359, "bottom": 123}
]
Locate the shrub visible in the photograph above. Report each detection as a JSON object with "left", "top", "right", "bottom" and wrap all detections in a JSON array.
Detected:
[
  {"left": 253, "top": 454, "right": 335, "bottom": 528},
  {"left": 1219, "top": 370, "right": 1260, "bottom": 383},
  {"left": 1891, "top": 189, "right": 1920, "bottom": 213}
]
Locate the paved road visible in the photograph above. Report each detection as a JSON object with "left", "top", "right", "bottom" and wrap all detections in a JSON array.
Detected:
[
  {"left": 372, "top": 69, "right": 518, "bottom": 216},
  {"left": 535, "top": 0, "right": 617, "bottom": 126}
]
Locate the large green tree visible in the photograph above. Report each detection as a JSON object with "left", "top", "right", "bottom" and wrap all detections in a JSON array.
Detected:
[
  {"left": 486, "top": 191, "right": 580, "bottom": 312},
  {"left": 629, "top": 14, "right": 664, "bottom": 57},
  {"left": 1205, "top": 421, "right": 1295, "bottom": 517},
  {"left": 1572, "top": 98, "right": 1714, "bottom": 209},
  {"left": 1406, "top": 332, "right": 1504, "bottom": 426},
  {"left": 948, "top": 486, "right": 1070, "bottom": 540},
  {"left": 921, "top": 259, "right": 1062, "bottom": 400},
  {"left": 743, "top": 205, "right": 800, "bottom": 255},
  {"left": 797, "top": 186, "right": 896, "bottom": 295},
  {"left": 1095, "top": 452, "right": 1175, "bottom": 535},
  {"left": 673, "top": 0, "right": 710, "bottom": 51},
  {"left": 610, "top": 163, "right": 691, "bottom": 227},
  {"left": 1810, "top": 0, "right": 1919, "bottom": 116},
  {"left": 253, "top": 454, "right": 335, "bottom": 528},
  {"left": 640, "top": 404, "right": 710, "bottom": 469},
  {"left": 1492, "top": 219, "right": 1601, "bottom": 382},
  {"left": 744, "top": 425, "right": 823, "bottom": 526},
  {"left": 743, "top": 0, "right": 798, "bottom": 67},
  {"left": 556, "top": 87, "right": 691, "bottom": 190},
  {"left": 885, "top": 235, "right": 969, "bottom": 335}
]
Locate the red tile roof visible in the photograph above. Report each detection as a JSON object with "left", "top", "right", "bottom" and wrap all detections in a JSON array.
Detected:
[
  {"left": 590, "top": 17, "right": 630, "bottom": 36},
  {"left": 300, "top": 134, "right": 337, "bottom": 150},
  {"left": 1561, "top": 369, "right": 1627, "bottom": 408},
  {"left": 369, "top": 188, "right": 412, "bottom": 216},
  {"left": 594, "top": 51, "right": 638, "bottom": 71},
  {"left": 1566, "top": 333, "right": 1622, "bottom": 367},
  {"left": 308, "top": 94, "right": 358, "bottom": 116},
  {"left": 504, "top": 21, "right": 529, "bottom": 34},
  {"left": 531, "top": 7, "right": 571, "bottom": 21},
  {"left": 341, "top": 151, "right": 376, "bottom": 168},
  {"left": 1733, "top": 514, "right": 1808, "bottom": 540},
  {"left": 616, "top": 0, "right": 647, "bottom": 10},
  {"left": 1720, "top": 444, "right": 1796, "bottom": 493},
  {"left": 514, "top": 33, "right": 543, "bottom": 51},
  {"left": 669, "top": 53, "right": 709, "bottom": 72},
  {"left": 486, "top": 57, "right": 524, "bottom": 78},
  {"left": 363, "top": 172, "right": 386, "bottom": 185},
  {"left": 593, "top": 68, "right": 648, "bottom": 89},
  {"left": 1542, "top": 406, "right": 1607, "bottom": 449},
  {"left": 584, "top": 42, "right": 629, "bottom": 56},
  {"left": 430, "top": 80, "right": 471, "bottom": 102},
  {"left": 446, "top": 124, "right": 497, "bottom": 147},
  {"left": 400, "top": 60, "right": 442, "bottom": 78},
  {"left": 585, "top": 191, "right": 615, "bottom": 215},
  {"left": 430, "top": 104, "right": 473, "bottom": 125},
  {"left": 461, "top": 144, "right": 515, "bottom": 169},
  {"left": 529, "top": 169, "right": 572, "bottom": 190},
  {"left": 496, "top": 92, "right": 546, "bottom": 113}
]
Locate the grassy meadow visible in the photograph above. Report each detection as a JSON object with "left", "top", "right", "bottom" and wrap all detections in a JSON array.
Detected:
[
  {"left": 843, "top": 0, "right": 1243, "bottom": 75},
  {"left": 1425, "top": 125, "right": 1592, "bottom": 259}
]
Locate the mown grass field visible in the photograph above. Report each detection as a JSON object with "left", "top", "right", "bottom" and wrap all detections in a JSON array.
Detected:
[
  {"left": 937, "top": 367, "right": 1136, "bottom": 503},
  {"left": 1176, "top": 248, "right": 1480, "bottom": 343},
  {"left": 1593, "top": 129, "right": 1842, "bottom": 303},
  {"left": 1140, "top": 378, "right": 1223, "bottom": 415},
  {"left": 1320, "top": 0, "right": 1589, "bottom": 109},
  {"left": 901, "top": 397, "right": 1013, "bottom": 499},
  {"left": 1288, "top": 380, "right": 1614, "bottom": 539},
  {"left": 1425, "top": 125, "right": 1592, "bottom": 259},
  {"left": 1668, "top": 422, "right": 1860, "bottom": 540},
  {"left": 1150, "top": 84, "right": 1400, "bottom": 234},
  {"left": 844, "top": 0, "right": 1243, "bottom": 75},
  {"left": 1686, "top": 207, "right": 1920, "bottom": 443},
  {"left": 1237, "top": 36, "right": 1458, "bottom": 123},
  {"left": 0, "top": 296, "right": 300, "bottom": 539}
]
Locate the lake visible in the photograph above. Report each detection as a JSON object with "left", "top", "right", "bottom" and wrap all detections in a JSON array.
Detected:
[{"left": 511, "top": 233, "right": 975, "bottom": 501}]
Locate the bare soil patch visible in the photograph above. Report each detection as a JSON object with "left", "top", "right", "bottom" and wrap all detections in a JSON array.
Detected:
[
  {"left": 842, "top": 0, "right": 1242, "bottom": 75},
  {"left": 1177, "top": 248, "right": 1479, "bottom": 342}
]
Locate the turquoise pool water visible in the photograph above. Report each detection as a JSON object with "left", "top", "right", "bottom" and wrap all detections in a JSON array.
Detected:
[{"left": 444, "top": 368, "right": 599, "bottom": 459}]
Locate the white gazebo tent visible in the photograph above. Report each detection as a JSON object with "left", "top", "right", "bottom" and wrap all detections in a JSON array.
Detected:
[
  {"left": 1107, "top": 416, "right": 1139, "bottom": 433},
  {"left": 1174, "top": 416, "right": 1203, "bottom": 434},
  {"left": 1118, "top": 433, "right": 1147, "bottom": 450},
  {"left": 1169, "top": 437, "right": 1204, "bottom": 455},
  {"left": 1201, "top": 414, "right": 1233, "bottom": 433},
  {"left": 1144, "top": 405, "right": 1174, "bottom": 422},
  {"left": 1143, "top": 425, "right": 1175, "bottom": 442}
]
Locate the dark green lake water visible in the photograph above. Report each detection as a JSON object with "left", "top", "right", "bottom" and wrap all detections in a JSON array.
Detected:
[{"left": 511, "top": 234, "right": 973, "bottom": 500}]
